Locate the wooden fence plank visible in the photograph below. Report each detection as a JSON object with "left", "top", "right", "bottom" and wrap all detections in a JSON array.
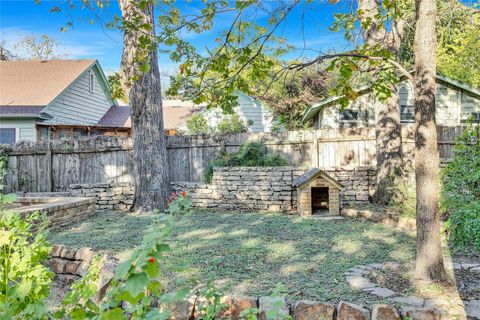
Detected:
[{"left": 1, "top": 126, "right": 463, "bottom": 192}]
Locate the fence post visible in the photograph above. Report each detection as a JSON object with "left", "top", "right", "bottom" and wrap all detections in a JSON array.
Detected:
[
  {"left": 45, "top": 141, "right": 53, "bottom": 192},
  {"left": 311, "top": 130, "right": 319, "bottom": 168}
]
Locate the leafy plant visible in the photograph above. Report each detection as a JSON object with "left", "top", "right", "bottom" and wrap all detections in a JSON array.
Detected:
[
  {"left": 441, "top": 121, "right": 480, "bottom": 250},
  {"left": 203, "top": 142, "right": 289, "bottom": 183},
  {"left": 215, "top": 113, "right": 251, "bottom": 134},
  {"left": 187, "top": 113, "right": 209, "bottom": 135},
  {"left": 194, "top": 281, "right": 226, "bottom": 320},
  {"left": 0, "top": 208, "right": 53, "bottom": 319},
  {"left": 53, "top": 191, "right": 223, "bottom": 319},
  {"left": 390, "top": 177, "right": 416, "bottom": 218}
]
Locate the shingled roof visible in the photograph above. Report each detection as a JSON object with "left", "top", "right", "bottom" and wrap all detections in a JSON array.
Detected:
[
  {"left": 98, "top": 106, "right": 131, "bottom": 127},
  {"left": 99, "top": 102, "right": 205, "bottom": 129},
  {"left": 0, "top": 59, "right": 96, "bottom": 107},
  {"left": 292, "top": 168, "right": 344, "bottom": 190}
]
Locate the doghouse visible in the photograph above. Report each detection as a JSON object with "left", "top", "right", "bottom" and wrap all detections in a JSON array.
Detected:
[{"left": 293, "top": 168, "right": 344, "bottom": 216}]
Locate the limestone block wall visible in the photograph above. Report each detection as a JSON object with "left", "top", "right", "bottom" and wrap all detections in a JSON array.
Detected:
[
  {"left": 48, "top": 244, "right": 117, "bottom": 302},
  {"left": 325, "top": 167, "right": 376, "bottom": 205},
  {"left": 174, "top": 167, "right": 298, "bottom": 212},
  {"left": 12, "top": 196, "right": 96, "bottom": 230},
  {"left": 33, "top": 166, "right": 378, "bottom": 214},
  {"left": 69, "top": 183, "right": 134, "bottom": 211},
  {"left": 173, "top": 166, "right": 377, "bottom": 213}
]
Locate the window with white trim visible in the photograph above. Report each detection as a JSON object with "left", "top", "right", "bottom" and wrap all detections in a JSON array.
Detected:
[
  {"left": 400, "top": 104, "right": 415, "bottom": 123},
  {"left": 89, "top": 71, "right": 95, "bottom": 93},
  {"left": 0, "top": 128, "right": 16, "bottom": 144},
  {"left": 339, "top": 108, "right": 368, "bottom": 127}
]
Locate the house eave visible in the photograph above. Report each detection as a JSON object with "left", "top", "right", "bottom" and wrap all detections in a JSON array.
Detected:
[{"left": 302, "top": 74, "right": 480, "bottom": 123}]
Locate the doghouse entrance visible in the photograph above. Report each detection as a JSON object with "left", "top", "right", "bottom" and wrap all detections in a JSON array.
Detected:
[{"left": 311, "top": 187, "right": 329, "bottom": 215}]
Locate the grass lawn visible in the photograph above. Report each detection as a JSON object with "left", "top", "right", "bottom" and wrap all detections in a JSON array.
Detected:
[{"left": 49, "top": 210, "right": 416, "bottom": 303}]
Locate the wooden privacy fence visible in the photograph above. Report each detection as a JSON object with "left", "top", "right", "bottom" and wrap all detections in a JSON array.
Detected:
[{"left": 1, "top": 125, "right": 464, "bottom": 193}]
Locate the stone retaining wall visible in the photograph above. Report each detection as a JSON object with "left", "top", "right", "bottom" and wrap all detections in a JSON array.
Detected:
[
  {"left": 69, "top": 183, "right": 134, "bottom": 211},
  {"left": 166, "top": 294, "right": 444, "bottom": 320},
  {"left": 49, "top": 245, "right": 96, "bottom": 283},
  {"left": 23, "top": 166, "right": 375, "bottom": 214},
  {"left": 12, "top": 196, "right": 95, "bottom": 230},
  {"left": 173, "top": 166, "right": 376, "bottom": 212},
  {"left": 174, "top": 167, "right": 301, "bottom": 212},
  {"left": 48, "top": 244, "right": 116, "bottom": 302}
]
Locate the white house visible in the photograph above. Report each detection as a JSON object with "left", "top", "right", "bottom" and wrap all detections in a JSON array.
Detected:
[{"left": 303, "top": 75, "right": 480, "bottom": 128}]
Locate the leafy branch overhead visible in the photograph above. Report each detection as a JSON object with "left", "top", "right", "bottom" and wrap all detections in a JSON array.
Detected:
[{"left": 48, "top": 0, "right": 479, "bottom": 124}]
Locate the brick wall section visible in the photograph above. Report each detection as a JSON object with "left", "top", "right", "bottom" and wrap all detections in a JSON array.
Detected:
[
  {"left": 172, "top": 166, "right": 377, "bottom": 212},
  {"left": 69, "top": 183, "right": 134, "bottom": 211}
]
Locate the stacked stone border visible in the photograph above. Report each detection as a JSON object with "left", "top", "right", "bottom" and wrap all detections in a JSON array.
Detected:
[
  {"left": 173, "top": 166, "right": 376, "bottom": 213},
  {"left": 69, "top": 182, "right": 134, "bottom": 211},
  {"left": 13, "top": 196, "right": 95, "bottom": 230},
  {"left": 49, "top": 244, "right": 116, "bottom": 302},
  {"left": 345, "top": 262, "right": 480, "bottom": 319},
  {"left": 19, "top": 167, "right": 377, "bottom": 214},
  {"left": 164, "top": 293, "right": 447, "bottom": 320},
  {"left": 47, "top": 246, "right": 452, "bottom": 319}
]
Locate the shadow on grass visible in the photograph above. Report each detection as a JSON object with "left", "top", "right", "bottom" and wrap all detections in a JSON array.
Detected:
[{"left": 51, "top": 210, "right": 418, "bottom": 303}]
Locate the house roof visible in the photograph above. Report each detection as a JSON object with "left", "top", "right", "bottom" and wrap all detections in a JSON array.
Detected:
[
  {"left": 292, "top": 168, "right": 344, "bottom": 190},
  {"left": 0, "top": 105, "right": 45, "bottom": 117},
  {"left": 302, "top": 75, "right": 480, "bottom": 123},
  {"left": 163, "top": 104, "right": 204, "bottom": 130},
  {"left": 98, "top": 106, "right": 131, "bottom": 127},
  {"left": 96, "top": 102, "right": 205, "bottom": 129},
  {"left": 0, "top": 59, "right": 97, "bottom": 107}
]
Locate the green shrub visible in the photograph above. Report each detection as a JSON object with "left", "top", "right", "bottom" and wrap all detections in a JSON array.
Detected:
[
  {"left": 0, "top": 208, "right": 53, "bottom": 319},
  {"left": 441, "top": 121, "right": 480, "bottom": 250},
  {"left": 203, "top": 142, "right": 289, "bottom": 183},
  {"left": 187, "top": 113, "right": 209, "bottom": 135},
  {"left": 390, "top": 177, "right": 416, "bottom": 219},
  {"left": 215, "top": 114, "right": 251, "bottom": 134}
]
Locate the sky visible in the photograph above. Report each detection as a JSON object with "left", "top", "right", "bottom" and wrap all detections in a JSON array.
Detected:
[{"left": 0, "top": 0, "right": 354, "bottom": 76}]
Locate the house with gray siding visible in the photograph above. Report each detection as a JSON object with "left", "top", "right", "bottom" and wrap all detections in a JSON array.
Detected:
[
  {"left": 0, "top": 60, "right": 130, "bottom": 144},
  {"left": 303, "top": 75, "right": 480, "bottom": 129},
  {"left": 176, "top": 92, "right": 277, "bottom": 133}
]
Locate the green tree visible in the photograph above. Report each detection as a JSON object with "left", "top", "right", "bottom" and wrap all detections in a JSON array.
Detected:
[
  {"left": 257, "top": 64, "right": 334, "bottom": 130},
  {"left": 117, "top": 0, "right": 171, "bottom": 211},
  {"left": 396, "top": 0, "right": 480, "bottom": 87},
  {"left": 48, "top": 0, "right": 453, "bottom": 282},
  {"left": 186, "top": 113, "right": 209, "bottom": 135},
  {"left": 436, "top": 4, "right": 480, "bottom": 87},
  {"left": 215, "top": 114, "right": 251, "bottom": 134},
  {"left": 442, "top": 121, "right": 480, "bottom": 249},
  {"left": 413, "top": 0, "right": 449, "bottom": 282}
]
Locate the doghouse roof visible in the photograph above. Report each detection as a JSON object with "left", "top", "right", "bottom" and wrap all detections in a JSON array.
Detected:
[{"left": 292, "top": 168, "right": 344, "bottom": 190}]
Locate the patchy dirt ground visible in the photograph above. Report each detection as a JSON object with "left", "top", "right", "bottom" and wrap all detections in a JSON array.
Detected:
[{"left": 367, "top": 261, "right": 480, "bottom": 301}]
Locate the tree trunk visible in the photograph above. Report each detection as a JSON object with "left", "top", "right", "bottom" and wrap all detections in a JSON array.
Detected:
[
  {"left": 119, "top": 0, "right": 170, "bottom": 211},
  {"left": 413, "top": 0, "right": 449, "bottom": 282},
  {"left": 357, "top": 0, "right": 404, "bottom": 204},
  {"left": 372, "top": 90, "right": 403, "bottom": 204}
]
